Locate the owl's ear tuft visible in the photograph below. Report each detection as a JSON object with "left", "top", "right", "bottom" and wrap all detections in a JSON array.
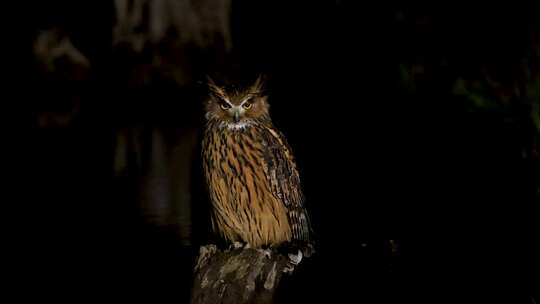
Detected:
[
  {"left": 206, "top": 75, "right": 226, "bottom": 99},
  {"left": 251, "top": 74, "right": 268, "bottom": 96},
  {"left": 205, "top": 75, "right": 217, "bottom": 86}
]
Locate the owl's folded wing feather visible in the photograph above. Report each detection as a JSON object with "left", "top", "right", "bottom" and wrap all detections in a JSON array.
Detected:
[{"left": 260, "top": 125, "right": 313, "bottom": 249}]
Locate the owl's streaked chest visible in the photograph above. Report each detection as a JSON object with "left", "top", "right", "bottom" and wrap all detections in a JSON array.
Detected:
[
  {"left": 202, "top": 122, "right": 292, "bottom": 246},
  {"left": 202, "top": 125, "right": 266, "bottom": 178}
]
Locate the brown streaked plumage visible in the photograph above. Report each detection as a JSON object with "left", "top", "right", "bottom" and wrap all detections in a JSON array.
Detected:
[{"left": 202, "top": 76, "right": 313, "bottom": 255}]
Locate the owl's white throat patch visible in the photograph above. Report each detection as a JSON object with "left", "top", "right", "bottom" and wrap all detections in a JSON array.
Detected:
[{"left": 221, "top": 121, "right": 252, "bottom": 131}]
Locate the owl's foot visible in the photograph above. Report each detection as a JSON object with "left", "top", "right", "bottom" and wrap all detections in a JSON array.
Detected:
[
  {"left": 283, "top": 250, "right": 303, "bottom": 274},
  {"left": 229, "top": 241, "right": 244, "bottom": 250},
  {"left": 288, "top": 249, "right": 303, "bottom": 265},
  {"left": 257, "top": 248, "right": 272, "bottom": 259},
  {"left": 283, "top": 265, "right": 295, "bottom": 274},
  {"left": 195, "top": 244, "right": 218, "bottom": 272}
]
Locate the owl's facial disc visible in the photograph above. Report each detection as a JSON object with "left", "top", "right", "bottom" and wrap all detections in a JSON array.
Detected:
[
  {"left": 229, "top": 104, "right": 251, "bottom": 122},
  {"left": 220, "top": 106, "right": 250, "bottom": 130},
  {"left": 220, "top": 97, "right": 252, "bottom": 123},
  {"left": 206, "top": 87, "right": 268, "bottom": 130},
  {"left": 216, "top": 99, "right": 245, "bottom": 124}
]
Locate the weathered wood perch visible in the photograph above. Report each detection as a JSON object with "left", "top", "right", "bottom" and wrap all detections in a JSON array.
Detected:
[{"left": 191, "top": 245, "right": 298, "bottom": 304}]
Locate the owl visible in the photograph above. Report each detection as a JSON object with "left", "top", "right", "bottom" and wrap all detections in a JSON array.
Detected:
[{"left": 201, "top": 75, "right": 313, "bottom": 260}]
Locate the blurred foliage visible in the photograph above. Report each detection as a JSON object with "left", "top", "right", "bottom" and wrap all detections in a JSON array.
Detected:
[
  {"left": 450, "top": 64, "right": 540, "bottom": 135},
  {"left": 452, "top": 78, "right": 499, "bottom": 111},
  {"left": 395, "top": 8, "right": 540, "bottom": 163},
  {"left": 525, "top": 67, "right": 540, "bottom": 134}
]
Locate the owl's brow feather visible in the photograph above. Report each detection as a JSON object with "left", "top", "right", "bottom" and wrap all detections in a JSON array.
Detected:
[
  {"left": 209, "top": 87, "right": 233, "bottom": 106},
  {"left": 209, "top": 81, "right": 266, "bottom": 105},
  {"left": 208, "top": 82, "right": 228, "bottom": 99},
  {"left": 217, "top": 97, "right": 233, "bottom": 108},
  {"left": 245, "top": 90, "right": 266, "bottom": 98},
  {"left": 233, "top": 91, "right": 266, "bottom": 106}
]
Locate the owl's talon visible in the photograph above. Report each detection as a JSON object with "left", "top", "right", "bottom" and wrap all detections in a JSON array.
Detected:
[
  {"left": 230, "top": 241, "right": 244, "bottom": 250},
  {"left": 195, "top": 244, "right": 218, "bottom": 271},
  {"left": 288, "top": 250, "right": 303, "bottom": 265},
  {"left": 283, "top": 250, "right": 302, "bottom": 273},
  {"left": 283, "top": 264, "right": 295, "bottom": 274},
  {"left": 257, "top": 248, "right": 272, "bottom": 259}
]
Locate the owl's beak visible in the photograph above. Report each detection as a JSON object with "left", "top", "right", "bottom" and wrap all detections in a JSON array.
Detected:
[{"left": 233, "top": 110, "right": 241, "bottom": 123}]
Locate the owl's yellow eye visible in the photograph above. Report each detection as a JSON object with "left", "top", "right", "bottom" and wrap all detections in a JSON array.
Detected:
[
  {"left": 242, "top": 101, "right": 252, "bottom": 109},
  {"left": 218, "top": 100, "right": 231, "bottom": 110}
]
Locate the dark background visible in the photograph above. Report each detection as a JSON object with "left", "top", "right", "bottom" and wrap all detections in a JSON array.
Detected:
[{"left": 17, "top": 1, "right": 539, "bottom": 303}]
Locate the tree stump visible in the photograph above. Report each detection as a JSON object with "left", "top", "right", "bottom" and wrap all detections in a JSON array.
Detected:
[{"left": 191, "top": 245, "right": 297, "bottom": 304}]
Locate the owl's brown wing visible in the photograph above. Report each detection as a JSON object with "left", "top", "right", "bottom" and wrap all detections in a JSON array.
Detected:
[{"left": 260, "top": 125, "right": 313, "bottom": 250}]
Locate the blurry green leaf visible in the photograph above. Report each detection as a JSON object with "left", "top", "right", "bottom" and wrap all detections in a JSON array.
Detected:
[
  {"left": 469, "top": 94, "right": 497, "bottom": 110},
  {"left": 399, "top": 63, "right": 416, "bottom": 92},
  {"left": 453, "top": 78, "right": 497, "bottom": 110},
  {"left": 452, "top": 78, "right": 468, "bottom": 95},
  {"left": 526, "top": 76, "right": 540, "bottom": 133},
  {"left": 527, "top": 78, "right": 540, "bottom": 101},
  {"left": 532, "top": 100, "right": 540, "bottom": 134}
]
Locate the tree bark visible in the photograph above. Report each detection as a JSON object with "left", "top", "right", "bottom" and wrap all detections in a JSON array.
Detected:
[{"left": 191, "top": 245, "right": 294, "bottom": 304}]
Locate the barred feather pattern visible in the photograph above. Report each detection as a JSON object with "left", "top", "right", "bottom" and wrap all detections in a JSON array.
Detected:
[{"left": 202, "top": 117, "right": 312, "bottom": 253}]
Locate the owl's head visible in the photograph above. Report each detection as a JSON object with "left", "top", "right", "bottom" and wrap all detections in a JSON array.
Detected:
[{"left": 204, "top": 75, "right": 270, "bottom": 130}]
